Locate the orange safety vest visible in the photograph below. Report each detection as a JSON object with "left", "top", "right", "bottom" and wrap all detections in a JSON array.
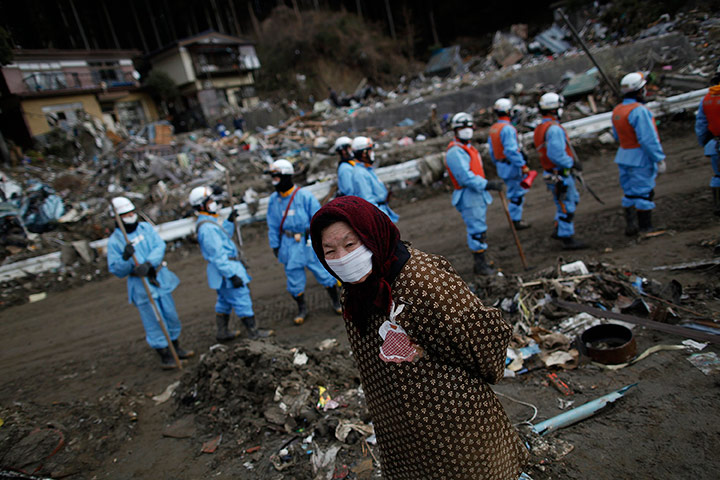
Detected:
[
  {"left": 533, "top": 119, "right": 573, "bottom": 171},
  {"left": 445, "top": 139, "right": 485, "bottom": 190},
  {"left": 702, "top": 87, "right": 720, "bottom": 136},
  {"left": 611, "top": 102, "right": 659, "bottom": 149},
  {"left": 489, "top": 118, "right": 516, "bottom": 160}
]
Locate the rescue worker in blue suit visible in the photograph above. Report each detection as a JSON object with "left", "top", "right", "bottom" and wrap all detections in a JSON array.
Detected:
[
  {"left": 488, "top": 98, "right": 531, "bottom": 230},
  {"left": 612, "top": 72, "right": 667, "bottom": 235},
  {"left": 334, "top": 136, "right": 357, "bottom": 197},
  {"left": 445, "top": 112, "right": 505, "bottom": 275},
  {"left": 266, "top": 159, "right": 342, "bottom": 325},
  {"left": 189, "top": 185, "right": 271, "bottom": 341},
  {"left": 533, "top": 93, "right": 587, "bottom": 250},
  {"left": 350, "top": 136, "right": 400, "bottom": 223},
  {"left": 108, "top": 196, "right": 193, "bottom": 369},
  {"left": 694, "top": 67, "right": 720, "bottom": 216}
]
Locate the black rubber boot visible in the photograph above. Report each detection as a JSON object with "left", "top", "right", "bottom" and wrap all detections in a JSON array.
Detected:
[
  {"left": 241, "top": 316, "right": 273, "bottom": 339},
  {"left": 171, "top": 339, "right": 194, "bottom": 359},
  {"left": 155, "top": 347, "right": 178, "bottom": 370},
  {"left": 637, "top": 210, "right": 654, "bottom": 233},
  {"left": 326, "top": 285, "right": 343, "bottom": 314},
  {"left": 712, "top": 187, "right": 720, "bottom": 216},
  {"left": 293, "top": 293, "right": 308, "bottom": 325},
  {"left": 624, "top": 207, "right": 639, "bottom": 236},
  {"left": 215, "top": 313, "right": 241, "bottom": 341},
  {"left": 561, "top": 236, "right": 588, "bottom": 250},
  {"left": 472, "top": 251, "right": 495, "bottom": 275},
  {"left": 513, "top": 220, "right": 531, "bottom": 230}
]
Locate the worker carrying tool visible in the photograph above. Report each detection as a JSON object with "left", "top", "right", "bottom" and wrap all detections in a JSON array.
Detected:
[
  {"left": 695, "top": 64, "right": 720, "bottom": 216},
  {"left": 445, "top": 112, "right": 505, "bottom": 275},
  {"left": 190, "top": 185, "right": 271, "bottom": 340},
  {"left": 350, "top": 136, "right": 400, "bottom": 223},
  {"left": 611, "top": 72, "right": 667, "bottom": 235},
  {"left": 533, "top": 93, "right": 587, "bottom": 250},
  {"left": 107, "top": 196, "right": 193, "bottom": 369},
  {"left": 488, "top": 97, "right": 533, "bottom": 230},
  {"left": 265, "top": 159, "right": 342, "bottom": 325}
]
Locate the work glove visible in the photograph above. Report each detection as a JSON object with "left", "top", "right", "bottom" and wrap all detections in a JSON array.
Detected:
[
  {"left": 521, "top": 164, "right": 530, "bottom": 175},
  {"left": 122, "top": 244, "right": 135, "bottom": 261},
  {"left": 657, "top": 160, "right": 667, "bottom": 174},
  {"left": 229, "top": 275, "right": 244, "bottom": 288},
  {"left": 228, "top": 207, "right": 239, "bottom": 223},
  {"left": 131, "top": 261, "right": 152, "bottom": 277},
  {"left": 485, "top": 180, "right": 505, "bottom": 192},
  {"left": 272, "top": 247, "right": 279, "bottom": 258}
]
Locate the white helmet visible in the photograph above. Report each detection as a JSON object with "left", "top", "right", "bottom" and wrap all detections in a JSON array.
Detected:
[
  {"left": 189, "top": 185, "right": 213, "bottom": 207},
  {"left": 538, "top": 92, "right": 563, "bottom": 111},
  {"left": 494, "top": 98, "right": 512, "bottom": 114},
  {"left": 450, "top": 112, "right": 474, "bottom": 129},
  {"left": 620, "top": 72, "right": 647, "bottom": 94},
  {"left": 267, "top": 159, "right": 294, "bottom": 175},
  {"left": 351, "top": 136, "right": 373, "bottom": 152},
  {"left": 333, "top": 136, "right": 352, "bottom": 152},
  {"left": 111, "top": 196, "right": 135, "bottom": 215}
]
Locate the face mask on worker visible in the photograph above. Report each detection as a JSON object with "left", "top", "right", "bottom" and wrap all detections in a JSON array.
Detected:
[
  {"left": 325, "top": 244, "right": 373, "bottom": 283},
  {"left": 362, "top": 150, "right": 375, "bottom": 164},
  {"left": 273, "top": 175, "right": 294, "bottom": 193},
  {"left": 557, "top": 108, "right": 564, "bottom": 119},
  {"left": 457, "top": 127, "right": 473, "bottom": 140},
  {"left": 121, "top": 213, "right": 139, "bottom": 233},
  {"left": 206, "top": 200, "right": 219, "bottom": 213}
]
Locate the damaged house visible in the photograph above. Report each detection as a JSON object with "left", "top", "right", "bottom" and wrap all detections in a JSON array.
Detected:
[
  {"left": 146, "top": 31, "right": 261, "bottom": 131},
  {"left": 0, "top": 48, "right": 159, "bottom": 147}
]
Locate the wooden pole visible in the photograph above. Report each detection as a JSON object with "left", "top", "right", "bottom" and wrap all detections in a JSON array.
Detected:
[
  {"left": 498, "top": 190, "right": 529, "bottom": 270},
  {"left": 110, "top": 203, "right": 182, "bottom": 370}
]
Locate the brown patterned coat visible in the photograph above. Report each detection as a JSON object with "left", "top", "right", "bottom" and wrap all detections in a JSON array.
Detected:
[{"left": 344, "top": 246, "right": 528, "bottom": 479}]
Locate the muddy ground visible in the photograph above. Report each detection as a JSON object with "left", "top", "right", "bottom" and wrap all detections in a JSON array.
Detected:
[{"left": 1, "top": 120, "right": 719, "bottom": 479}]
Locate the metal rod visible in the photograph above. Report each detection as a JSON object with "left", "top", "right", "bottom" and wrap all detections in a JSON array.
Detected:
[
  {"left": 556, "top": 8, "right": 621, "bottom": 99},
  {"left": 498, "top": 190, "right": 529, "bottom": 270}
]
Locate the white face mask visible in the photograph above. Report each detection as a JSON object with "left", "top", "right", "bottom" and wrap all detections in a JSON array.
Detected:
[
  {"left": 121, "top": 213, "right": 138, "bottom": 224},
  {"left": 271, "top": 178, "right": 280, "bottom": 186},
  {"left": 326, "top": 244, "right": 373, "bottom": 283},
  {"left": 457, "top": 127, "right": 473, "bottom": 140},
  {"left": 206, "top": 201, "right": 219, "bottom": 213},
  {"left": 557, "top": 108, "right": 564, "bottom": 119}
]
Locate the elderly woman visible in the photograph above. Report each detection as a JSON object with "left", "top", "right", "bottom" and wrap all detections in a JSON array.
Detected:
[{"left": 310, "top": 196, "right": 528, "bottom": 480}]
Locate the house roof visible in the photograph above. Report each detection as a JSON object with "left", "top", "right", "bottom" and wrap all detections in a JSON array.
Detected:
[
  {"left": 146, "top": 30, "right": 255, "bottom": 59},
  {"left": 10, "top": 48, "right": 142, "bottom": 62}
]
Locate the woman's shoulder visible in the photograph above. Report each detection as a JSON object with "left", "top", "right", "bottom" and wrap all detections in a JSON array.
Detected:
[{"left": 406, "top": 246, "right": 458, "bottom": 275}]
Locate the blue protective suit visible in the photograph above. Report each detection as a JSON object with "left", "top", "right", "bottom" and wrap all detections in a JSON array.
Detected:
[
  {"left": 267, "top": 186, "right": 337, "bottom": 296},
  {"left": 488, "top": 120, "right": 527, "bottom": 221},
  {"left": 445, "top": 143, "right": 493, "bottom": 251},
  {"left": 337, "top": 160, "right": 358, "bottom": 196},
  {"left": 540, "top": 119, "right": 579, "bottom": 238},
  {"left": 352, "top": 163, "right": 399, "bottom": 222},
  {"left": 196, "top": 213, "right": 254, "bottom": 317},
  {"left": 695, "top": 97, "right": 720, "bottom": 188},
  {"left": 108, "top": 222, "right": 181, "bottom": 349},
  {"left": 612, "top": 99, "right": 666, "bottom": 210}
]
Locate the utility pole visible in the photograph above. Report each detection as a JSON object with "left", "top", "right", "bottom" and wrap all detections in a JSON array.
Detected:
[{"left": 384, "top": 0, "right": 396, "bottom": 41}]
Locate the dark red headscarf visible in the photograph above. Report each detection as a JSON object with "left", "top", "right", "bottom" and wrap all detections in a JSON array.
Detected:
[{"left": 310, "top": 196, "right": 406, "bottom": 333}]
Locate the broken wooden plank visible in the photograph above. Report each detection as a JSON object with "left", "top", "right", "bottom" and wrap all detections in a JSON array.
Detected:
[{"left": 652, "top": 258, "right": 720, "bottom": 271}]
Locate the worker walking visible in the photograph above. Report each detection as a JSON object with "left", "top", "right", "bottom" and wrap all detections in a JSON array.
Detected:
[
  {"left": 107, "top": 196, "right": 193, "bottom": 369},
  {"left": 334, "top": 136, "right": 357, "bottom": 197},
  {"left": 611, "top": 72, "right": 667, "bottom": 235},
  {"left": 350, "top": 136, "right": 399, "bottom": 222},
  {"left": 445, "top": 112, "right": 505, "bottom": 275},
  {"left": 488, "top": 98, "right": 531, "bottom": 230},
  {"left": 533, "top": 93, "right": 587, "bottom": 249},
  {"left": 695, "top": 67, "right": 720, "bottom": 216},
  {"left": 266, "top": 159, "right": 342, "bottom": 325},
  {"left": 189, "top": 185, "right": 271, "bottom": 340}
]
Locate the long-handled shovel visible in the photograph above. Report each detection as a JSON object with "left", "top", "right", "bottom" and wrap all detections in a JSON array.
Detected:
[
  {"left": 214, "top": 161, "right": 249, "bottom": 267},
  {"left": 110, "top": 203, "right": 182, "bottom": 370},
  {"left": 498, "top": 190, "right": 529, "bottom": 270}
]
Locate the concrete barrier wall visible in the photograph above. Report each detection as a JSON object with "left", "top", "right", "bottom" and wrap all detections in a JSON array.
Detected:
[{"left": 331, "top": 33, "right": 697, "bottom": 132}]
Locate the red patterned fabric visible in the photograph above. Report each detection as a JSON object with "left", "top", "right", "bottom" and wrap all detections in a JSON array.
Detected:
[{"left": 310, "top": 196, "right": 401, "bottom": 330}]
